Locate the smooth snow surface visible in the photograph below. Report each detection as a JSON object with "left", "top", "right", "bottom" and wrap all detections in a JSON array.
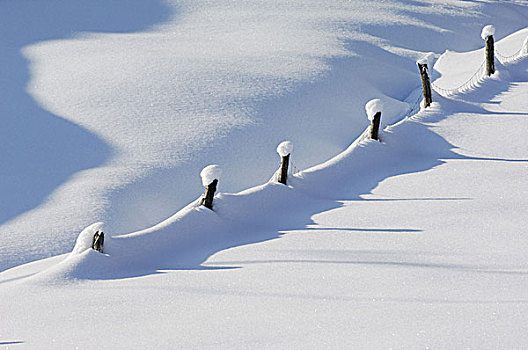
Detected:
[
  {"left": 276, "top": 141, "right": 294, "bottom": 157},
  {"left": 200, "top": 165, "right": 222, "bottom": 187},
  {"left": 365, "top": 99, "right": 383, "bottom": 121},
  {"left": 481, "top": 24, "right": 496, "bottom": 40},
  {"left": 3, "top": 0, "right": 528, "bottom": 271}
]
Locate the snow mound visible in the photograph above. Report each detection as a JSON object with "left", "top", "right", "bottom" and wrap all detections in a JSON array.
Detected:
[
  {"left": 523, "top": 36, "right": 528, "bottom": 55},
  {"left": 365, "top": 99, "right": 383, "bottom": 121},
  {"left": 200, "top": 165, "right": 222, "bottom": 187},
  {"left": 71, "top": 222, "right": 105, "bottom": 255},
  {"left": 276, "top": 141, "right": 294, "bottom": 157},
  {"left": 481, "top": 25, "right": 495, "bottom": 40}
]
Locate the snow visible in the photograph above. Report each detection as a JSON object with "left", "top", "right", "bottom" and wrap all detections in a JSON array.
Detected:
[
  {"left": 3, "top": 55, "right": 528, "bottom": 345},
  {"left": 416, "top": 52, "right": 435, "bottom": 68},
  {"left": 200, "top": 165, "right": 222, "bottom": 187},
  {"left": 481, "top": 24, "right": 496, "bottom": 40},
  {"left": 1, "top": 1, "right": 528, "bottom": 348},
  {"left": 3, "top": 0, "right": 528, "bottom": 271},
  {"left": 276, "top": 140, "right": 294, "bottom": 157},
  {"left": 365, "top": 99, "right": 384, "bottom": 121},
  {"left": 71, "top": 222, "right": 105, "bottom": 255}
]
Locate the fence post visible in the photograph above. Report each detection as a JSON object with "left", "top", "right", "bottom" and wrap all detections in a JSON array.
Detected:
[
  {"left": 365, "top": 99, "right": 383, "bottom": 141},
  {"left": 370, "top": 112, "right": 381, "bottom": 140},
  {"left": 485, "top": 36, "right": 495, "bottom": 76},
  {"left": 481, "top": 25, "right": 495, "bottom": 76},
  {"left": 417, "top": 62, "right": 432, "bottom": 108},
  {"left": 201, "top": 179, "right": 218, "bottom": 210},
  {"left": 200, "top": 165, "right": 222, "bottom": 210},
  {"left": 276, "top": 141, "right": 293, "bottom": 185},
  {"left": 92, "top": 231, "right": 104, "bottom": 253}
]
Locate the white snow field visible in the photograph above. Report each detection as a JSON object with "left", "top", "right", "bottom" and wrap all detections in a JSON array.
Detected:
[
  {"left": 2, "top": 0, "right": 528, "bottom": 270},
  {"left": 1, "top": 0, "right": 528, "bottom": 348}
]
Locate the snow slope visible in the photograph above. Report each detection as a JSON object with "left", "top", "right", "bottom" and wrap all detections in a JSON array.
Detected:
[
  {"left": 2, "top": 1, "right": 528, "bottom": 270},
  {"left": 1, "top": 25, "right": 528, "bottom": 348}
]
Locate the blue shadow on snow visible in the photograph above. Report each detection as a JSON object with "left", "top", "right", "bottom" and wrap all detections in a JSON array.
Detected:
[{"left": 0, "top": 0, "right": 173, "bottom": 225}]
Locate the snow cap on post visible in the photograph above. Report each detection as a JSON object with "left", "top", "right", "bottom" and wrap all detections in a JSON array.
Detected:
[
  {"left": 481, "top": 25, "right": 495, "bottom": 40},
  {"left": 416, "top": 52, "right": 435, "bottom": 68},
  {"left": 365, "top": 99, "right": 383, "bottom": 121},
  {"left": 276, "top": 140, "right": 293, "bottom": 157},
  {"left": 200, "top": 164, "right": 222, "bottom": 187},
  {"left": 72, "top": 222, "right": 105, "bottom": 255}
]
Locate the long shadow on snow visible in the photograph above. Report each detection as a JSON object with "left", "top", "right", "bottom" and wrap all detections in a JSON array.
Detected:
[
  {"left": 96, "top": 36, "right": 429, "bottom": 235},
  {"left": 87, "top": 3, "right": 528, "bottom": 254},
  {"left": 363, "top": 1, "right": 528, "bottom": 54},
  {"left": 49, "top": 12, "right": 528, "bottom": 281},
  {"left": 0, "top": 1, "right": 172, "bottom": 225},
  {"left": 183, "top": 77, "right": 528, "bottom": 274},
  {"left": 206, "top": 259, "right": 528, "bottom": 276},
  {"left": 63, "top": 104, "right": 474, "bottom": 280},
  {"left": 100, "top": 39, "right": 421, "bottom": 234}
]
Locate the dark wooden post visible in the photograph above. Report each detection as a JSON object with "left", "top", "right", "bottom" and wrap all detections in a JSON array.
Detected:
[
  {"left": 201, "top": 179, "right": 218, "bottom": 210},
  {"left": 369, "top": 111, "right": 381, "bottom": 141},
  {"left": 92, "top": 231, "right": 104, "bottom": 253},
  {"left": 417, "top": 63, "right": 432, "bottom": 108},
  {"left": 278, "top": 154, "right": 290, "bottom": 185},
  {"left": 485, "top": 35, "right": 495, "bottom": 76}
]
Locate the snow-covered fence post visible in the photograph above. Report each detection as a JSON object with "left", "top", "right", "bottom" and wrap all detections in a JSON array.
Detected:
[
  {"left": 365, "top": 99, "right": 383, "bottom": 141},
  {"left": 200, "top": 165, "right": 222, "bottom": 210},
  {"left": 482, "top": 25, "right": 495, "bottom": 76},
  {"left": 417, "top": 60, "right": 432, "bottom": 108},
  {"left": 277, "top": 141, "right": 293, "bottom": 185}
]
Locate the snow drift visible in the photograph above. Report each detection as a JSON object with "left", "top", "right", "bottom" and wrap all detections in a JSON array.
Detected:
[{"left": 2, "top": 0, "right": 528, "bottom": 274}]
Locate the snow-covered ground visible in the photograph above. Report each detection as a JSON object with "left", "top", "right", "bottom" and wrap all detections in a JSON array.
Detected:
[
  {"left": 1, "top": 0, "right": 528, "bottom": 348},
  {"left": 2, "top": 0, "right": 528, "bottom": 270}
]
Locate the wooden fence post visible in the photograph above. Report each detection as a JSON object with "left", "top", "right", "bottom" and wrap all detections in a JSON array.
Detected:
[
  {"left": 279, "top": 154, "right": 290, "bottom": 185},
  {"left": 201, "top": 179, "right": 218, "bottom": 210},
  {"left": 482, "top": 25, "right": 495, "bottom": 76},
  {"left": 417, "top": 63, "right": 432, "bottom": 108},
  {"left": 365, "top": 99, "right": 383, "bottom": 141},
  {"left": 276, "top": 141, "right": 293, "bottom": 185},
  {"left": 370, "top": 112, "right": 381, "bottom": 140},
  {"left": 485, "top": 35, "right": 495, "bottom": 76},
  {"left": 200, "top": 165, "right": 222, "bottom": 210},
  {"left": 92, "top": 231, "right": 104, "bottom": 253}
]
